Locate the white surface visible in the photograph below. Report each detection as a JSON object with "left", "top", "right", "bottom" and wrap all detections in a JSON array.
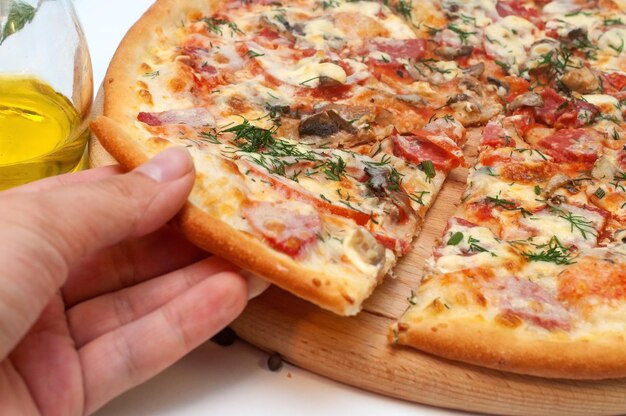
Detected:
[{"left": 73, "top": 1, "right": 461, "bottom": 414}]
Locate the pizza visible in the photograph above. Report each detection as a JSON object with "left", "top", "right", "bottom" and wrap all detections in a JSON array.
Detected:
[
  {"left": 91, "top": 0, "right": 474, "bottom": 315},
  {"left": 91, "top": 0, "right": 626, "bottom": 378},
  {"left": 389, "top": 0, "right": 626, "bottom": 379}
]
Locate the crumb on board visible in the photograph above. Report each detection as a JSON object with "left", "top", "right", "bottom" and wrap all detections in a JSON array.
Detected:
[{"left": 267, "top": 352, "right": 283, "bottom": 372}]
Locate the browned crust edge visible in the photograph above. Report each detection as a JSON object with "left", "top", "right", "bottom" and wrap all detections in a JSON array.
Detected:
[{"left": 393, "top": 318, "right": 626, "bottom": 380}]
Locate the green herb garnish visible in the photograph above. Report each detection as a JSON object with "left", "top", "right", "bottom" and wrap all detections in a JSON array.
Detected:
[
  {"left": 321, "top": 0, "right": 340, "bottom": 8},
  {"left": 419, "top": 160, "right": 436, "bottom": 182},
  {"left": 395, "top": 0, "right": 412, "bottom": 19},
  {"left": 1, "top": 0, "right": 36, "bottom": 44},
  {"left": 201, "top": 17, "right": 244, "bottom": 36},
  {"left": 323, "top": 155, "right": 347, "bottom": 181},
  {"left": 143, "top": 70, "right": 160, "bottom": 78},
  {"left": 409, "top": 190, "right": 429, "bottom": 206},
  {"left": 447, "top": 232, "right": 464, "bottom": 246},
  {"left": 246, "top": 50, "right": 264, "bottom": 58},
  {"left": 594, "top": 187, "right": 606, "bottom": 199},
  {"left": 522, "top": 236, "right": 577, "bottom": 265}
]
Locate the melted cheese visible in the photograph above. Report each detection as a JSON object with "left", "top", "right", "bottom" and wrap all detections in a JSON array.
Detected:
[
  {"left": 542, "top": 0, "right": 582, "bottom": 15},
  {"left": 470, "top": 170, "right": 545, "bottom": 210},
  {"left": 484, "top": 16, "right": 537, "bottom": 75},
  {"left": 257, "top": 54, "right": 347, "bottom": 86},
  {"left": 520, "top": 205, "right": 603, "bottom": 248},
  {"left": 545, "top": 12, "right": 602, "bottom": 41},
  {"left": 334, "top": 2, "right": 416, "bottom": 39},
  {"left": 599, "top": 27, "right": 626, "bottom": 57},
  {"left": 434, "top": 230, "right": 516, "bottom": 275},
  {"left": 300, "top": 17, "right": 346, "bottom": 50},
  {"left": 442, "top": 0, "right": 498, "bottom": 27},
  {"left": 583, "top": 94, "right": 623, "bottom": 121}
]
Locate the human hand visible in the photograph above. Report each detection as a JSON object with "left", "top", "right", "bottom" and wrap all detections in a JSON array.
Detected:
[{"left": 0, "top": 147, "right": 248, "bottom": 415}]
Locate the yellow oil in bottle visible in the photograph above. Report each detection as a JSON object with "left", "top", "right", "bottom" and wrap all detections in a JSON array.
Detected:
[{"left": 0, "top": 75, "right": 89, "bottom": 190}]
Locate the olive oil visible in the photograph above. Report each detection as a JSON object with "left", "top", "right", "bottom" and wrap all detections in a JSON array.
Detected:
[{"left": 0, "top": 75, "right": 89, "bottom": 189}]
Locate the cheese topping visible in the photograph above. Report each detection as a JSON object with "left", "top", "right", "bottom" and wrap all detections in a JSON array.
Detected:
[
  {"left": 257, "top": 54, "right": 347, "bottom": 86},
  {"left": 599, "top": 27, "right": 626, "bottom": 57},
  {"left": 583, "top": 94, "right": 623, "bottom": 121},
  {"left": 442, "top": 0, "right": 498, "bottom": 27},
  {"left": 484, "top": 16, "right": 538, "bottom": 75}
]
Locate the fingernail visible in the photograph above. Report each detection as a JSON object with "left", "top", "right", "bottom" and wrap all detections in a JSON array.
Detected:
[
  {"left": 240, "top": 270, "right": 271, "bottom": 300},
  {"left": 134, "top": 147, "right": 193, "bottom": 182}
]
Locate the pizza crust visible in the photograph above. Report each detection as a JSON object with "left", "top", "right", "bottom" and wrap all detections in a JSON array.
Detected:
[{"left": 392, "top": 315, "right": 626, "bottom": 380}]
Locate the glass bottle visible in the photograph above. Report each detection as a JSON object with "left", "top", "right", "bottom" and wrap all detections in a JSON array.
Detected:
[{"left": 0, "top": 0, "right": 93, "bottom": 189}]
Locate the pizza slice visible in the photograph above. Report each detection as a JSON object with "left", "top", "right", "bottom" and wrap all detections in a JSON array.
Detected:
[{"left": 91, "top": 0, "right": 479, "bottom": 315}]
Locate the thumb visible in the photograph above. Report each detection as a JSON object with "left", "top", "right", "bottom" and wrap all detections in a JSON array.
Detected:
[{"left": 0, "top": 146, "right": 195, "bottom": 357}]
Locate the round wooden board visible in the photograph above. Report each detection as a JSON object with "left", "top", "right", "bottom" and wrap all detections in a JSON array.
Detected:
[{"left": 90, "top": 90, "right": 626, "bottom": 416}]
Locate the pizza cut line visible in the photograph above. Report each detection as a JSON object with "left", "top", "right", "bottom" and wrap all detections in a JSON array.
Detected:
[
  {"left": 93, "top": 0, "right": 478, "bottom": 316},
  {"left": 91, "top": 0, "right": 626, "bottom": 378}
]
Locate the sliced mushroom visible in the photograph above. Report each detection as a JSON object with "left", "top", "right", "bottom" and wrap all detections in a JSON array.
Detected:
[
  {"left": 563, "top": 27, "right": 587, "bottom": 42},
  {"left": 508, "top": 92, "right": 544, "bottom": 111},
  {"left": 434, "top": 45, "right": 473, "bottom": 60},
  {"left": 364, "top": 166, "right": 389, "bottom": 198},
  {"left": 298, "top": 110, "right": 356, "bottom": 138},
  {"left": 531, "top": 37, "right": 559, "bottom": 49},
  {"left": 447, "top": 92, "right": 481, "bottom": 114},
  {"left": 549, "top": 194, "right": 567, "bottom": 206},
  {"left": 459, "top": 77, "right": 483, "bottom": 94},
  {"left": 259, "top": 16, "right": 296, "bottom": 42},
  {"left": 462, "top": 62, "right": 485, "bottom": 78},
  {"left": 343, "top": 227, "right": 386, "bottom": 276},
  {"left": 543, "top": 173, "right": 570, "bottom": 197},
  {"left": 318, "top": 76, "right": 344, "bottom": 87},
  {"left": 560, "top": 67, "right": 599, "bottom": 94},
  {"left": 487, "top": 76, "right": 510, "bottom": 95},
  {"left": 591, "top": 156, "right": 618, "bottom": 180},
  {"left": 447, "top": 93, "right": 471, "bottom": 104}
]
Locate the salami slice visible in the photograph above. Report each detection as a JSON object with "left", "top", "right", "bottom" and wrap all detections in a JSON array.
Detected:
[
  {"left": 245, "top": 201, "right": 322, "bottom": 257},
  {"left": 536, "top": 128, "right": 602, "bottom": 166}
]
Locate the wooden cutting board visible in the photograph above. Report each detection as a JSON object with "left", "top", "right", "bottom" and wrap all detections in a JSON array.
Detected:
[{"left": 89, "top": 91, "right": 626, "bottom": 416}]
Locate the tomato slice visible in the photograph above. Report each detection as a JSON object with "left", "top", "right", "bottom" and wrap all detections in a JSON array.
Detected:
[{"left": 246, "top": 164, "right": 372, "bottom": 226}]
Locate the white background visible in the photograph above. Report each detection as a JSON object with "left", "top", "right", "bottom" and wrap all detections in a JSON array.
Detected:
[{"left": 72, "top": 1, "right": 462, "bottom": 415}]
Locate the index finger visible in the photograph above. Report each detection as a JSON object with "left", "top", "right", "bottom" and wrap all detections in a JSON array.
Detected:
[{"left": 0, "top": 147, "right": 195, "bottom": 359}]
